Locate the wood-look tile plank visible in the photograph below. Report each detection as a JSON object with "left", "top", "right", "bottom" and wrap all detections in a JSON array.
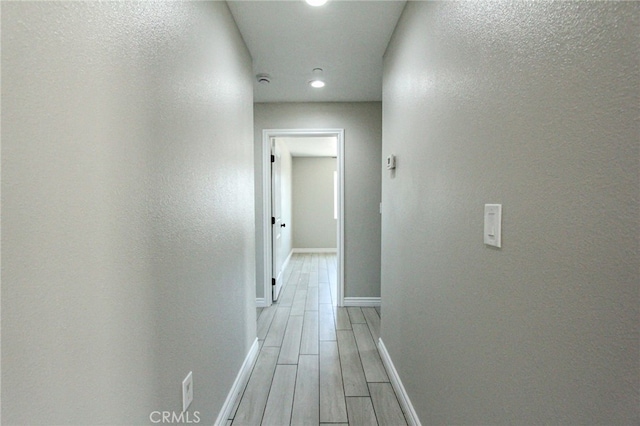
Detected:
[
  {"left": 300, "top": 255, "right": 311, "bottom": 274},
  {"left": 369, "top": 383, "right": 407, "bottom": 426},
  {"left": 318, "top": 278, "right": 331, "bottom": 304},
  {"left": 291, "top": 254, "right": 303, "bottom": 271},
  {"left": 362, "top": 307, "right": 381, "bottom": 342},
  {"left": 257, "top": 304, "right": 277, "bottom": 340},
  {"left": 346, "top": 397, "right": 379, "bottom": 426},
  {"left": 327, "top": 258, "right": 338, "bottom": 306},
  {"left": 291, "top": 288, "right": 307, "bottom": 316},
  {"left": 352, "top": 323, "right": 388, "bottom": 382},
  {"left": 229, "top": 362, "right": 250, "bottom": 420},
  {"left": 309, "top": 255, "right": 319, "bottom": 287},
  {"left": 347, "top": 307, "right": 366, "bottom": 324},
  {"left": 233, "top": 347, "right": 279, "bottom": 425},
  {"left": 298, "top": 272, "right": 310, "bottom": 291},
  {"left": 278, "top": 275, "right": 297, "bottom": 307},
  {"left": 264, "top": 307, "right": 290, "bottom": 347},
  {"left": 300, "top": 310, "right": 319, "bottom": 355},
  {"left": 291, "top": 355, "right": 319, "bottom": 425},
  {"left": 308, "top": 272, "right": 319, "bottom": 288},
  {"left": 289, "top": 255, "right": 302, "bottom": 274},
  {"left": 319, "top": 303, "right": 336, "bottom": 341},
  {"left": 318, "top": 256, "right": 329, "bottom": 284},
  {"left": 326, "top": 252, "right": 337, "bottom": 270},
  {"left": 336, "top": 330, "right": 369, "bottom": 396},
  {"left": 375, "top": 306, "right": 381, "bottom": 317},
  {"left": 278, "top": 315, "right": 303, "bottom": 365},
  {"left": 305, "top": 285, "right": 318, "bottom": 311},
  {"left": 319, "top": 341, "right": 348, "bottom": 423},
  {"left": 335, "top": 307, "right": 352, "bottom": 330},
  {"left": 261, "top": 364, "right": 297, "bottom": 426}
]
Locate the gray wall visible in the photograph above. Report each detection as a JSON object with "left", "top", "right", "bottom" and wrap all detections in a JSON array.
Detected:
[
  {"left": 2, "top": 2, "right": 256, "bottom": 425},
  {"left": 255, "top": 103, "right": 382, "bottom": 299},
  {"left": 292, "top": 157, "right": 337, "bottom": 249},
  {"left": 381, "top": 2, "right": 639, "bottom": 424}
]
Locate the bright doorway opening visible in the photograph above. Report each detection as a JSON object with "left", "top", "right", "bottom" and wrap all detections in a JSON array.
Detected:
[{"left": 261, "top": 129, "right": 345, "bottom": 307}]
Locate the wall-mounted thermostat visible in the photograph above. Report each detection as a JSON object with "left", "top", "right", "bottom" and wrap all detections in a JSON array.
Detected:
[{"left": 386, "top": 154, "right": 396, "bottom": 170}]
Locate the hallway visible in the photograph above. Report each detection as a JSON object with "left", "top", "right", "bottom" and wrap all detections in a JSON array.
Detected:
[
  {"left": 3, "top": 2, "right": 637, "bottom": 424},
  {"left": 230, "top": 253, "right": 406, "bottom": 425}
]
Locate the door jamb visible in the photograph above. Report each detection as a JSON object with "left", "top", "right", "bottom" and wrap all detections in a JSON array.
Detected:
[{"left": 262, "top": 128, "right": 345, "bottom": 307}]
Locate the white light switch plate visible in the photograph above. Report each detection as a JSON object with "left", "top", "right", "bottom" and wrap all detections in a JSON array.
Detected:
[
  {"left": 484, "top": 204, "right": 502, "bottom": 248},
  {"left": 182, "top": 371, "right": 193, "bottom": 412}
]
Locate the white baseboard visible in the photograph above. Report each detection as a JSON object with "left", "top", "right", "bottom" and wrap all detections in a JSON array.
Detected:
[
  {"left": 378, "top": 338, "right": 421, "bottom": 426},
  {"left": 343, "top": 297, "right": 381, "bottom": 307},
  {"left": 292, "top": 248, "right": 337, "bottom": 253},
  {"left": 283, "top": 249, "right": 293, "bottom": 270},
  {"left": 214, "top": 338, "right": 260, "bottom": 426}
]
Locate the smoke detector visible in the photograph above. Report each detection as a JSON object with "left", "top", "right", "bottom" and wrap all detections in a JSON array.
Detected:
[{"left": 256, "top": 73, "right": 271, "bottom": 84}]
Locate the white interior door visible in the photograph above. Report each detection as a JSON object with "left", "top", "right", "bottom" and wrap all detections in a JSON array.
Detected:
[{"left": 271, "top": 140, "right": 286, "bottom": 300}]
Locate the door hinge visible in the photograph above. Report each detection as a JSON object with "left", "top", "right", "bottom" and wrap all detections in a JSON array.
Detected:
[
  {"left": 272, "top": 278, "right": 276, "bottom": 286},
  {"left": 271, "top": 154, "right": 275, "bottom": 163},
  {"left": 271, "top": 217, "right": 275, "bottom": 225}
]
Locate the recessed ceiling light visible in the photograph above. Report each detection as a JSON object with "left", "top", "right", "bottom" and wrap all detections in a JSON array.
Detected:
[
  {"left": 309, "top": 68, "right": 325, "bottom": 88},
  {"left": 305, "top": 0, "right": 328, "bottom": 6}
]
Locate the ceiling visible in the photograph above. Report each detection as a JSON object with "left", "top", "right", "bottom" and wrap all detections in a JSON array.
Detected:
[
  {"left": 227, "top": 0, "right": 407, "bottom": 103},
  {"left": 278, "top": 136, "right": 337, "bottom": 157}
]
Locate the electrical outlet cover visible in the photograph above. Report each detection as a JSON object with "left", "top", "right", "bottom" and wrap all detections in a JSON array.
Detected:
[{"left": 182, "top": 371, "right": 193, "bottom": 412}]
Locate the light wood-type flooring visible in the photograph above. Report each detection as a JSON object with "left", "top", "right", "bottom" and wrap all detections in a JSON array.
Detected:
[{"left": 228, "top": 253, "right": 407, "bottom": 426}]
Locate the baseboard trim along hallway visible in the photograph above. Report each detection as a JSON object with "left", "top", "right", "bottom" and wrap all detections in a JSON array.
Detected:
[
  {"left": 378, "top": 338, "right": 422, "bottom": 426},
  {"left": 343, "top": 297, "right": 381, "bottom": 307},
  {"left": 215, "top": 338, "right": 260, "bottom": 426}
]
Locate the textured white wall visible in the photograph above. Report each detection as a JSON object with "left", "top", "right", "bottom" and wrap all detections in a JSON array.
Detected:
[
  {"left": 292, "top": 157, "right": 337, "bottom": 249},
  {"left": 254, "top": 103, "right": 382, "bottom": 299},
  {"left": 2, "top": 2, "right": 255, "bottom": 424},
  {"left": 382, "top": 2, "right": 639, "bottom": 424}
]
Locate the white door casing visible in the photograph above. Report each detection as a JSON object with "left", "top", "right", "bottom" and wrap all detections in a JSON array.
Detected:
[
  {"left": 271, "top": 140, "right": 286, "bottom": 301},
  {"left": 261, "top": 128, "right": 345, "bottom": 307}
]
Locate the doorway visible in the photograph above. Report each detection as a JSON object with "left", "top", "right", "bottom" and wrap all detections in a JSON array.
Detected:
[{"left": 261, "top": 129, "right": 345, "bottom": 307}]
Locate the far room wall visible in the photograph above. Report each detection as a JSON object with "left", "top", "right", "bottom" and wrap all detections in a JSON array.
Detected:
[{"left": 292, "top": 157, "right": 337, "bottom": 249}]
